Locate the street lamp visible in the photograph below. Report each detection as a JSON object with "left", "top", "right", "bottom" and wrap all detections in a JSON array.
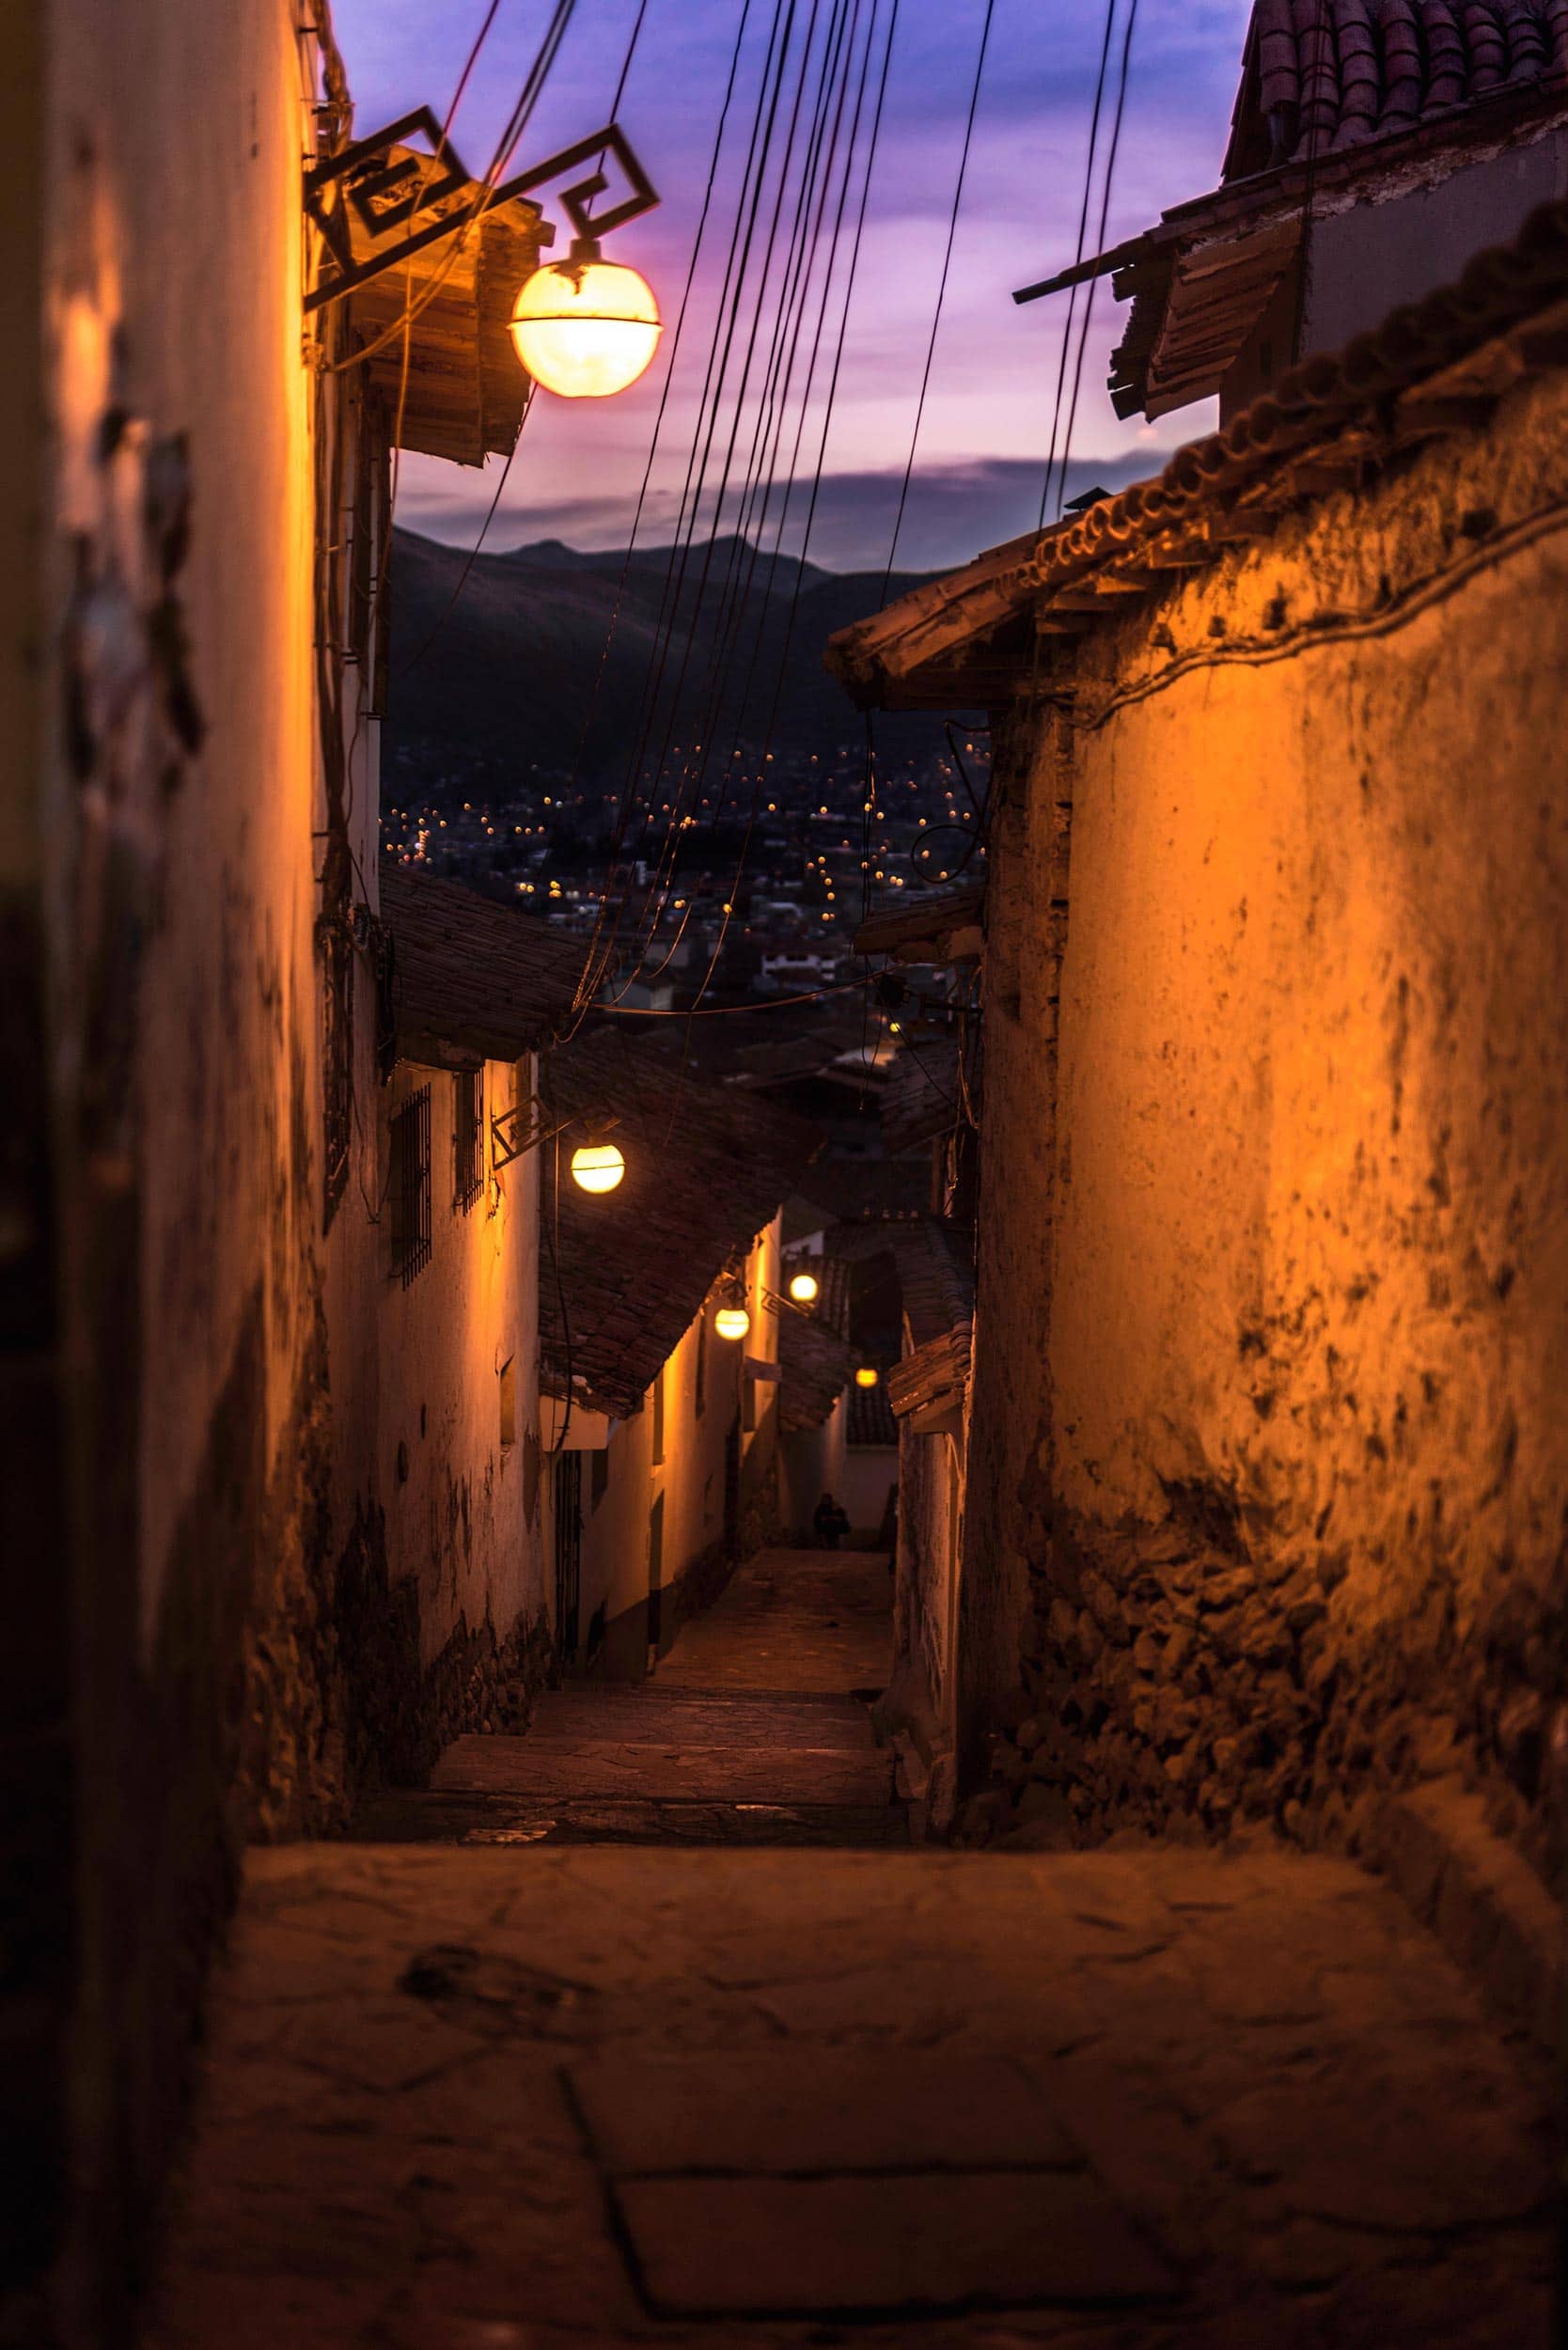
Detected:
[
  {"left": 304, "top": 112, "right": 660, "bottom": 403},
  {"left": 570, "top": 1140, "right": 626, "bottom": 1194},
  {"left": 510, "top": 245, "right": 662, "bottom": 400},
  {"left": 491, "top": 1100, "right": 626, "bottom": 1191},
  {"left": 714, "top": 1304, "right": 752, "bottom": 1342},
  {"left": 788, "top": 1269, "right": 821, "bottom": 1306}
]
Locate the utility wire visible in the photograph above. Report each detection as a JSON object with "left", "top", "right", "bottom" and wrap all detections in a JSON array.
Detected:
[
  {"left": 880, "top": 0, "right": 996, "bottom": 596},
  {"left": 1038, "top": 0, "right": 1118, "bottom": 530},
  {"left": 1052, "top": 0, "right": 1139, "bottom": 531}
]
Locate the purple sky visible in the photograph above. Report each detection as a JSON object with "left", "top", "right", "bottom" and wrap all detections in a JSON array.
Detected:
[{"left": 335, "top": 0, "right": 1255, "bottom": 570}]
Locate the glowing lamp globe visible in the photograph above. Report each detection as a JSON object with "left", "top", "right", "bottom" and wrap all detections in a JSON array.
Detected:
[
  {"left": 855, "top": 1366, "right": 879, "bottom": 1389},
  {"left": 788, "top": 1270, "right": 820, "bottom": 1306},
  {"left": 714, "top": 1306, "right": 751, "bottom": 1342},
  {"left": 571, "top": 1141, "right": 625, "bottom": 1195},
  {"left": 510, "top": 254, "right": 662, "bottom": 400}
]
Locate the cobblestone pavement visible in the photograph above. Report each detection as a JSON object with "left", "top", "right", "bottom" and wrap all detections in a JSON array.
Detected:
[{"left": 146, "top": 1552, "right": 1555, "bottom": 2349}]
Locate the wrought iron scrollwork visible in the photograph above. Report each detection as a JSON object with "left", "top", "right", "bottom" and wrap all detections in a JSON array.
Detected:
[{"left": 304, "top": 112, "right": 659, "bottom": 314}]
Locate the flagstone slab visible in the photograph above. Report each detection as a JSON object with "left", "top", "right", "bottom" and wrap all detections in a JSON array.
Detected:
[
  {"left": 614, "top": 2170, "right": 1182, "bottom": 2316},
  {"left": 569, "top": 2049, "right": 1082, "bottom": 2175}
]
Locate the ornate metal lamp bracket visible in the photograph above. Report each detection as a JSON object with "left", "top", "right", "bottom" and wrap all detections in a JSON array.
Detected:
[{"left": 305, "top": 113, "right": 659, "bottom": 314}]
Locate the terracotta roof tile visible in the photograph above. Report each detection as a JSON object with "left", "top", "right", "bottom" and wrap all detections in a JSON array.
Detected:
[
  {"left": 777, "top": 1311, "right": 855, "bottom": 1434},
  {"left": 1016, "top": 6, "right": 1568, "bottom": 422},
  {"left": 847, "top": 1378, "right": 898, "bottom": 1448},
  {"left": 1231, "top": 0, "right": 1566, "bottom": 174},
  {"left": 381, "top": 865, "right": 585, "bottom": 1065},
  {"left": 830, "top": 196, "right": 1568, "bottom": 700},
  {"left": 881, "top": 1039, "right": 963, "bottom": 1156}
]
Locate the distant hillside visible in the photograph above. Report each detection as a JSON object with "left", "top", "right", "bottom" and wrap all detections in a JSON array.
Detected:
[{"left": 384, "top": 528, "right": 949, "bottom": 790}]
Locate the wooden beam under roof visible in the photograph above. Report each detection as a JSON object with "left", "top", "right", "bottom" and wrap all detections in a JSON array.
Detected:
[{"left": 346, "top": 152, "right": 545, "bottom": 466}]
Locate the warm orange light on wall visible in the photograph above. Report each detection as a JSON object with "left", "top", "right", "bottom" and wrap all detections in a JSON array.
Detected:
[
  {"left": 571, "top": 1142, "right": 625, "bottom": 1194},
  {"left": 855, "top": 1366, "right": 879, "bottom": 1388},
  {"left": 714, "top": 1306, "right": 751, "bottom": 1342},
  {"left": 788, "top": 1270, "right": 820, "bottom": 1305},
  {"left": 510, "top": 255, "right": 662, "bottom": 399}
]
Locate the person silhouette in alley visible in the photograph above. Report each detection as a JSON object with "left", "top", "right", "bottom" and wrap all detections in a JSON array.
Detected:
[{"left": 813, "top": 1491, "right": 851, "bottom": 1550}]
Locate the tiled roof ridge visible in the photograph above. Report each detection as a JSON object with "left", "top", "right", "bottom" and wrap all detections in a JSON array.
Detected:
[
  {"left": 1029, "top": 190, "right": 1568, "bottom": 584},
  {"left": 827, "top": 193, "right": 1568, "bottom": 693},
  {"left": 1229, "top": 0, "right": 1568, "bottom": 178}
]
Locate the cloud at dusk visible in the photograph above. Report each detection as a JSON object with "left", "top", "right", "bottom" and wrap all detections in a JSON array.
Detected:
[{"left": 333, "top": 0, "right": 1256, "bottom": 570}]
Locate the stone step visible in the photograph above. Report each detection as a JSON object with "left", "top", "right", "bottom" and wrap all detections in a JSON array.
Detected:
[
  {"left": 348, "top": 1788, "right": 910, "bottom": 1848},
  {"left": 431, "top": 1731, "right": 893, "bottom": 1807},
  {"left": 533, "top": 1686, "right": 878, "bottom": 1751}
]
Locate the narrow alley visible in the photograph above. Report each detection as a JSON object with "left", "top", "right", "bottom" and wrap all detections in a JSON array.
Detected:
[
  {"left": 353, "top": 1550, "right": 902, "bottom": 1849},
  {"left": 12, "top": 6, "right": 1568, "bottom": 2346},
  {"left": 147, "top": 1547, "right": 1552, "bottom": 2350}
]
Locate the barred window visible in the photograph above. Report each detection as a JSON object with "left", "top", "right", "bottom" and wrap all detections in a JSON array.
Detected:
[
  {"left": 454, "top": 1068, "right": 484, "bottom": 1211},
  {"left": 389, "top": 1086, "right": 431, "bottom": 1287}
]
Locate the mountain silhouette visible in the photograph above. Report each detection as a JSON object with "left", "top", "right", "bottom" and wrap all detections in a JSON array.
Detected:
[{"left": 384, "top": 527, "right": 953, "bottom": 792}]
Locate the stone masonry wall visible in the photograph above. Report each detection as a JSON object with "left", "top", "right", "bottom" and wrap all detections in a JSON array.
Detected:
[{"left": 963, "top": 364, "right": 1568, "bottom": 1902}]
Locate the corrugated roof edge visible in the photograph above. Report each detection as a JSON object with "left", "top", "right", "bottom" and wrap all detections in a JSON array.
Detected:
[{"left": 830, "top": 193, "right": 1568, "bottom": 697}]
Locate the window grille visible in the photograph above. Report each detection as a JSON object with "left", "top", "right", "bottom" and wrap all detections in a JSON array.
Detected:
[
  {"left": 453, "top": 1067, "right": 483, "bottom": 1211},
  {"left": 389, "top": 1086, "right": 431, "bottom": 1287}
]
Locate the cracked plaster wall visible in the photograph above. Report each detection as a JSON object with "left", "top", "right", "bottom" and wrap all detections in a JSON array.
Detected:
[{"left": 969, "top": 366, "right": 1568, "bottom": 1890}]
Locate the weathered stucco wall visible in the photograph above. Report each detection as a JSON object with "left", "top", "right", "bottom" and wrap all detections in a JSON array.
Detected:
[
  {"left": 1305, "top": 129, "right": 1568, "bottom": 363},
  {"left": 365, "top": 1055, "right": 548, "bottom": 1775},
  {"left": 880, "top": 1417, "right": 966, "bottom": 1828},
  {"left": 958, "top": 704, "right": 1071, "bottom": 1783},
  {"left": 977, "top": 365, "right": 1568, "bottom": 1891},
  {"left": 25, "top": 0, "right": 327, "bottom": 2333}
]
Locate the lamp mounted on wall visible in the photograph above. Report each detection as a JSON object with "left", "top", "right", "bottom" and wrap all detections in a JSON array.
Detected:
[
  {"left": 713, "top": 1265, "right": 752, "bottom": 1344},
  {"left": 490, "top": 1099, "right": 625, "bottom": 1191},
  {"left": 304, "top": 109, "right": 662, "bottom": 398}
]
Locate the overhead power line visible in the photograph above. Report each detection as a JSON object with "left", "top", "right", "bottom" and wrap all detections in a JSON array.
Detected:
[
  {"left": 1038, "top": 0, "right": 1120, "bottom": 531},
  {"left": 1051, "top": 0, "right": 1139, "bottom": 530}
]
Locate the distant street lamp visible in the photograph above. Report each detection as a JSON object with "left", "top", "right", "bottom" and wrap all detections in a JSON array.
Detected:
[
  {"left": 788, "top": 1270, "right": 821, "bottom": 1306},
  {"left": 855, "top": 1366, "right": 879, "bottom": 1389},
  {"left": 570, "top": 1141, "right": 626, "bottom": 1195}
]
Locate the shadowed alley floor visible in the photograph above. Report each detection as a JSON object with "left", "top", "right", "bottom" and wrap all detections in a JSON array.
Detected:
[
  {"left": 353, "top": 1549, "right": 902, "bottom": 1847},
  {"left": 147, "top": 1548, "right": 1554, "bottom": 2349}
]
